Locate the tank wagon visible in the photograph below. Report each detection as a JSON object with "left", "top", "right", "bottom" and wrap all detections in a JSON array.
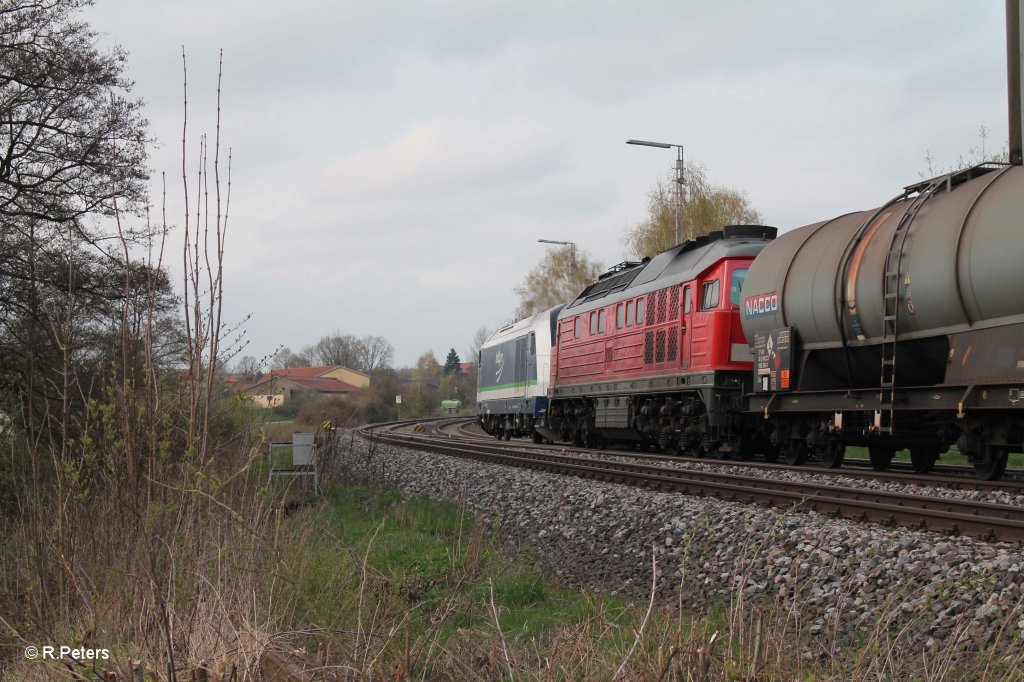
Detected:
[
  {"left": 476, "top": 305, "right": 562, "bottom": 441},
  {"left": 537, "top": 225, "right": 777, "bottom": 455},
  {"left": 742, "top": 163, "right": 1024, "bottom": 479}
]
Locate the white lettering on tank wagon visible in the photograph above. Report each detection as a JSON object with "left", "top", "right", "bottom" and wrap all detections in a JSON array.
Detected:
[{"left": 743, "top": 292, "right": 780, "bottom": 318}]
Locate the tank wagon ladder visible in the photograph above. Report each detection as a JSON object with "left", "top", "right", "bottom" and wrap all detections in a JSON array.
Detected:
[{"left": 876, "top": 176, "right": 948, "bottom": 434}]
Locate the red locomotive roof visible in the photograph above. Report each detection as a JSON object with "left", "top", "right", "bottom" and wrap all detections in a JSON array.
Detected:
[{"left": 562, "top": 225, "right": 775, "bottom": 318}]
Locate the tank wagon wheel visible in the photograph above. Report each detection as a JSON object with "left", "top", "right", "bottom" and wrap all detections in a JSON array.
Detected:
[
  {"left": 973, "top": 444, "right": 1009, "bottom": 481},
  {"left": 819, "top": 440, "right": 846, "bottom": 469},
  {"left": 762, "top": 448, "right": 780, "bottom": 463},
  {"left": 532, "top": 431, "right": 545, "bottom": 445},
  {"left": 504, "top": 429, "right": 512, "bottom": 441},
  {"left": 909, "top": 446, "right": 941, "bottom": 475},
  {"left": 868, "top": 445, "right": 895, "bottom": 471},
  {"left": 785, "top": 440, "right": 807, "bottom": 466}
]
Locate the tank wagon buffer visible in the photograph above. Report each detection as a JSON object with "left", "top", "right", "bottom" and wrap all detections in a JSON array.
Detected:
[
  {"left": 742, "top": 163, "right": 1024, "bottom": 480},
  {"left": 477, "top": 306, "right": 563, "bottom": 442},
  {"left": 538, "top": 225, "right": 778, "bottom": 455}
]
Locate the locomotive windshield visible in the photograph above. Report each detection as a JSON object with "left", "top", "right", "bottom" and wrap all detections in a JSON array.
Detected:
[{"left": 730, "top": 267, "right": 749, "bottom": 306}]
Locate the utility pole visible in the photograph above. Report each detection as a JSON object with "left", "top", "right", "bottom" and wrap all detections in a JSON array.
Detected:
[
  {"left": 626, "top": 139, "right": 687, "bottom": 243},
  {"left": 1009, "top": 0, "right": 1023, "bottom": 164}
]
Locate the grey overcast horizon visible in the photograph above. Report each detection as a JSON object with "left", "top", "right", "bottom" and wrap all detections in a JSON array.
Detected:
[{"left": 89, "top": 1, "right": 1010, "bottom": 368}]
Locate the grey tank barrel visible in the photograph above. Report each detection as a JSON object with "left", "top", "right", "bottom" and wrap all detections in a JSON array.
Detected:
[{"left": 741, "top": 164, "right": 1024, "bottom": 351}]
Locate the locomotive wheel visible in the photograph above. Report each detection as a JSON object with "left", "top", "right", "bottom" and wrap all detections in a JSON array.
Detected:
[
  {"left": 762, "top": 448, "right": 780, "bottom": 463},
  {"left": 973, "top": 444, "right": 1009, "bottom": 481},
  {"left": 784, "top": 440, "right": 807, "bottom": 466},
  {"left": 504, "top": 429, "right": 512, "bottom": 441},
  {"left": 819, "top": 440, "right": 845, "bottom": 469},
  {"left": 711, "top": 448, "right": 729, "bottom": 460},
  {"left": 909, "top": 446, "right": 940, "bottom": 475},
  {"left": 868, "top": 445, "right": 895, "bottom": 471}
]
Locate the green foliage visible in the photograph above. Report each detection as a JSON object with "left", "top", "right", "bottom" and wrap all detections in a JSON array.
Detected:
[
  {"left": 275, "top": 483, "right": 640, "bottom": 668},
  {"left": 622, "top": 162, "right": 762, "bottom": 259}
]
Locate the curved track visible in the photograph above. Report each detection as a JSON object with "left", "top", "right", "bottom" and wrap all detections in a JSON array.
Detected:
[
  {"left": 444, "top": 418, "right": 1024, "bottom": 493},
  {"left": 361, "top": 418, "right": 1024, "bottom": 542}
]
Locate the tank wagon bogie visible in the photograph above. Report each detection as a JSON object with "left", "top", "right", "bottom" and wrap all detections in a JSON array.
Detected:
[
  {"left": 741, "top": 164, "right": 1024, "bottom": 479},
  {"left": 476, "top": 305, "right": 562, "bottom": 441},
  {"left": 539, "top": 225, "right": 778, "bottom": 455}
]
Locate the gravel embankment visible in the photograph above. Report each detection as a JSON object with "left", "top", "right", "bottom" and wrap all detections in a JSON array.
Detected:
[{"left": 332, "top": 432, "right": 1024, "bottom": 664}]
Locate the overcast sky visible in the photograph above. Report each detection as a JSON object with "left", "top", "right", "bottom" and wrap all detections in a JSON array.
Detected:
[{"left": 88, "top": 1, "right": 1011, "bottom": 369}]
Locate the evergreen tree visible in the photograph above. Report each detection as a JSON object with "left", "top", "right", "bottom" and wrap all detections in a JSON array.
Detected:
[{"left": 443, "top": 348, "right": 461, "bottom": 375}]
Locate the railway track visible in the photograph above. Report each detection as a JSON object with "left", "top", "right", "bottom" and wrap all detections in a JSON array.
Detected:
[
  {"left": 429, "top": 417, "right": 1024, "bottom": 493},
  {"left": 362, "top": 419, "right": 1024, "bottom": 542}
]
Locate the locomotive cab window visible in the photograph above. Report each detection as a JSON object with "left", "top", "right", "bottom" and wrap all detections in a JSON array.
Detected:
[
  {"left": 701, "top": 280, "right": 720, "bottom": 310},
  {"left": 626, "top": 301, "right": 634, "bottom": 327},
  {"left": 598, "top": 309, "right": 606, "bottom": 333},
  {"left": 684, "top": 286, "right": 691, "bottom": 314},
  {"left": 636, "top": 298, "right": 645, "bottom": 325},
  {"left": 730, "top": 268, "right": 749, "bottom": 306}
]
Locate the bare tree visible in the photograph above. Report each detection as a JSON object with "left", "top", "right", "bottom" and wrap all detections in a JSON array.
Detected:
[
  {"left": 270, "top": 346, "right": 310, "bottom": 369},
  {"left": 233, "top": 355, "right": 262, "bottom": 381},
  {"left": 360, "top": 334, "right": 394, "bottom": 374},
  {"left": 308, "top": 333, "right": 361, "bottom": 367},
  {"left": 0, "top": 0, "right": 153, "bottom": 440},
  {"left": 0, "top": 0, "right": 149, "bottom": 231},
  {"left": 304, "top": 332, "right": 393, "bottom": 374},
  {"left": 513, "top": 245, "right": 602, "bottom": 319},
  {"left": 466, "top": 325, "right": 491, "bottom": 367}
]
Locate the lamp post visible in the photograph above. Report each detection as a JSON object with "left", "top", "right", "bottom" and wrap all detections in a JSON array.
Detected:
[
  {"left": 537, "top": 239, "right": 577, "bottom": 271},
  {"left": 626, "top": 138, "right": 686, "bottom": 244}
]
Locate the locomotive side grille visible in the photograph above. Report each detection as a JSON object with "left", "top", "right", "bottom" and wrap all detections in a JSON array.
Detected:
[
  {"left": 646, "top": 293, "right": 656, "bottom": 325},
  {"left": 668, "top": 287, "right": 679, "bottom": 321},
  {"left": 644, "top": 331, "right": 654, "bottom": 364},
  {"left": 667, "top": 330, "right": 678, "bottom": 362},
  {"left": 655, "top": 330, "right": 666, "bottom": 362},
  {"left": 656, "top": 290, "right": 667, "bottom": 324}
]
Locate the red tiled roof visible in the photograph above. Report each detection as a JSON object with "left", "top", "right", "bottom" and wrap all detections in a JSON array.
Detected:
[
  {"left": 269, "top": 366, "right": 334, "bottom": 378},
  {"left": 250, "top": 366, "right": 370, "bottom": 384},
  {"left": 285, "top": 377, "right": 360, "bottom": 393}
]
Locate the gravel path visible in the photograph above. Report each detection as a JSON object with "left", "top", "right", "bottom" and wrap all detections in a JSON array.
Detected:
[{"left": 333, "top": 431, "right": 1024, "bottom": 667}]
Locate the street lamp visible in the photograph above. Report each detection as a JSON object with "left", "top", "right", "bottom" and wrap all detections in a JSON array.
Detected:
[
  {"left": 626, "top": 138, "right": 686, "bottom": 244},
  {"left": 537, "top": 239, "right": 577, "bottom": 270}
]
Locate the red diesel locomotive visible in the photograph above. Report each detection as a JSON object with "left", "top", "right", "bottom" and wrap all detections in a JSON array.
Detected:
[{"left": 538, "top": 224, "right": 776, "bottom": 456}]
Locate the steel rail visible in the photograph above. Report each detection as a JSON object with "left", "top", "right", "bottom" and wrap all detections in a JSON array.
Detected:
[
  {"left": 362, "top": 423, "right": 1024, "bottom": 542},
  {"left": 433, "top": 418, "right": 1024, "bottom": 493}
]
